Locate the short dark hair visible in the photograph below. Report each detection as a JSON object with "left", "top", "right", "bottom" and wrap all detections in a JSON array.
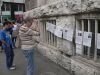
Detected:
[
  {"left": 3, "top": 21, "right": 11, "bottom": 26},
  {"left": 12, "top": 21, "right": 15, "bottom": 24}
]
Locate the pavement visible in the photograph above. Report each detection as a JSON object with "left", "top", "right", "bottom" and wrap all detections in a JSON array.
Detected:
[{"left": 0, "top": 48, "right": 71, "bottom": 75}]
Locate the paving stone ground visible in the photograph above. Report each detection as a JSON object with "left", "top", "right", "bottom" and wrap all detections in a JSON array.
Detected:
[{"left": 0, "top": 48, "right": 71, "bottom": 75}]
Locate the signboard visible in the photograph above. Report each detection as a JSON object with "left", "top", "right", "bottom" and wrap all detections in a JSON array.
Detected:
[
  {"left": 54, "top": 26, "right": 63, "bottom": 38},
  {"left": 46, "top": 22, "right": 56, "bottom": 33},
  {"left": 2, "top": 11, "right": 11, "bottom": 20},
  {"left": 83, "top": 31, "right": 92, "bottom": 47},
  {"left": 2, "top": 11, "right": 11, "bottom": 15},
  {"left": 75, "top": 30, "right": 83, "bottom": 44},
  {"left": 63, "top": 28, "right": 74, "bottom": 41}
]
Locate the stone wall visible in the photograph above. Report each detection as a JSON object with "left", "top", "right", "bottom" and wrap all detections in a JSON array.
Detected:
[
  {"left": 24, "top": 0, "right": 100, "bottom": 19},
  {"left": 24, "top": 0, "right": 100, "bottom": 75},
  {"left": 37, "top": 42, "right": 100, "bottom": 75}
]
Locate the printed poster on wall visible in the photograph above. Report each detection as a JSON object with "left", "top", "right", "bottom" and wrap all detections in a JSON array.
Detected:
[
  {"left": 54, "top": 26, "right": 63, "bottom": 38},
  {"left": 75, "top": 30, "right": 83, "bottom": 44},
  {"left": 46, "top": 22, "right": 56, "bottom": 33},
  {"left": 83, "top": 32, "right": 92, "bottom": 47},
  {"left": 76, "top": 44, "right": 82, "bottom": 55},
  {"left": 97, "top": 33, "right": 100, "bottom": 49},
  {"left": 63, "top": 28, "right": 74, "bottom": 41}
]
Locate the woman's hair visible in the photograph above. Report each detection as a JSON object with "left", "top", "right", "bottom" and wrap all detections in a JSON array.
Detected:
[{"left": 23, "top": 17, "right": 33, "bottom": 23}]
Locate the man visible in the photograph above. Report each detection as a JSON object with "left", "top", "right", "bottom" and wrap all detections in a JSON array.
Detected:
[
  {"left": 0, "top": 21, "right": 15, "bottom": 70},
  {"left": 19, "top": 18, "right": 40, "bottom": 75},
  {"left": 0, "top": 25, "right": 3, "bottom": 52},
  {"left": 12, "top": 21, "right": 18, "bottom": 48}
]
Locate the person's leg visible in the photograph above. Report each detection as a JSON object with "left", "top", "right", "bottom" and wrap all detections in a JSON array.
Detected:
[
  {"left": 23, "top": 50, "right": 34, "bottom": 75},
  {"left": 12, "top": 37, "right": 15, "bottom": 47},
  {"left": 10, "top": 46, "right": 14, "bottom": 67},
  {"left": 13, "top": 37, "right": 17, "bottom": 48},
  {"left": 4, "top": 48, "right": 11, "bottom": 69},
  {"left": 0, "top": 46, "right": 2, "bottom": 53},
  {"left": 5, "top": 46, "right": 15, "bottom": 69},
  {"left": 14, "top": 36, "right": 17, "bottom": 43}
]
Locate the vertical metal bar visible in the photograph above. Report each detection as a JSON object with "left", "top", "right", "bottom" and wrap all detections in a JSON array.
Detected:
[
  {"left": 76, "top": 20, "right": 80, "bottom": 30},
  {"left": 94, "top": 19, "right": 98, "bottom": 61},
  {"left": 45, "top": 21, "right": 48, "bottom": 43},
  {"left": 44, "top": 21, "right": 47, "bottom": 43},
  {"left": 50, "top": 20, "right": 54, "bottom": 46},
  {"left": 43, "top": 21, "right": 45, "bottom": 42},
  {"left": 48, "top": 21, "right": 51, "bottom": 45},
  {"left": 54, "top": 20, "right": 57, "bottom": 47},
  {"left": 49, "top": 20, "right": 52, "bottom": 45},
  {"left": 46, "top": 21, "right": 50, "bottom": 44},
  {"left": 87, "top": 19, "right": 91, "bottom": 58},
  {"left": 75, "top": 20, "right": 78, "bottom": 55},
  {"left": 53, "top": 20, "right": 56, "bottom": 47},
  {"left": 82, "top": 20, "right": 84, "bottom": 56},
  {"left": 39, "top": 21, "right": 42, "bottom": 42},
  {"left": 38, "top": 20, "right": 42, "bottom": 42}
]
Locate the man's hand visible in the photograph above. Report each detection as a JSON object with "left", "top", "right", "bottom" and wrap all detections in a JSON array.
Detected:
[{"left": 1, "top": 40, "right": 10, "bottom": 47}]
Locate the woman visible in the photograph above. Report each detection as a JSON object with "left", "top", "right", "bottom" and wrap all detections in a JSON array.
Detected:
[{"left": 19, "top": 18, "right": 40, "bottom": 75}]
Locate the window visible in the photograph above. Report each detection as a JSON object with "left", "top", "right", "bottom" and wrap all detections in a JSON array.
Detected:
[
  {"left": 41, "top": 20, "right": 57, "bottom": 47},
  {"left": 1, "top": 4, "right": 5, "bottom": 11},
  {"left": 18, "top": 4, "right": 23, "bottom": 11},
  {"left": 6, "top": 4, "right": 10, "bottom": 11},
  {"left": 2, "top": 3, "right": 11, "bottom": 11},
  {"left": 76, "top": 14, "right": 100, "bottom": 62},
  {"left": 14, "top": 4, "right": 18, "bottom": 11}
]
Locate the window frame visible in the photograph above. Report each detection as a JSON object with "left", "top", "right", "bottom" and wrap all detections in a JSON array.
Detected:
[
  {"left": 40, "top": 19, "right": 57, "bottom": 47},
  {"left": 75, "top": 13, "right": 100, "bottom": 62}
]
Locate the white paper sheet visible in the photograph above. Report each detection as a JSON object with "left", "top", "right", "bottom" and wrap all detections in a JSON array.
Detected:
[
  {"left": 63, "top": 28, "right": 74, "bottom": 41},
  {"left": 83, "top": 32, "right": 92, "bottom": 47},
  {"left": 54, "top": 26, "right": 63, "bottom": 38},
  {"left": 46, "top": 22, "right": 56, "bottom": 33},
  {"left": 97, "top": 33, "right": 100, "bottom": 49},
  {"left": 75, "top": 30, "right": 83, "bottom": 44},
  {"left": 76, "top": 44, "right": 82, "bottom": 55}
]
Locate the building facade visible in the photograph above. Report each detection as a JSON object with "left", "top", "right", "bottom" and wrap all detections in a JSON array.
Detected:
[
  {"left": 1, "top": 0, "right": 25, "bottom": 22},
  {"left": 25, "top": 0, "right": 100, "bottom": 75}
]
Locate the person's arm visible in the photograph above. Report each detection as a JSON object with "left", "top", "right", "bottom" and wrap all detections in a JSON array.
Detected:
[
  {"left": 0, "top": 31, "right": 9, "bottom": 47},
  {"left": 0, "top": 40, "right": 9, "bottom": 47},
  {"left": 27, "top": 29, "right": 40, "bottom": 36},
  {"left": 31, "top": 19, "right": 40, "bottom": 32}
]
